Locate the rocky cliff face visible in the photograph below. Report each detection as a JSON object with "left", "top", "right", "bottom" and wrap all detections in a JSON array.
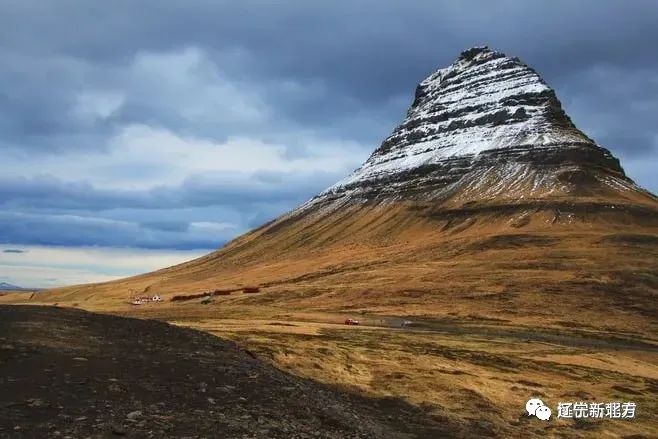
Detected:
[{"left": 305, "top": 47, "right": 642, "bottom": 209}]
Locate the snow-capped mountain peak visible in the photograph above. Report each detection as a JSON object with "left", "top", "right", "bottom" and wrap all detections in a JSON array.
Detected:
[{"left": 304, "top": 46, "right": 634, "bottom": 207}]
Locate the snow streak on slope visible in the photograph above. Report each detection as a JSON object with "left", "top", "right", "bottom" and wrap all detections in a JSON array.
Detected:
[{"left": 301, "top": 46, "right": 630, "bottom": 206}]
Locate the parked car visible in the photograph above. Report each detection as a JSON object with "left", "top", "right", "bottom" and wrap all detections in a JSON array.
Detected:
[{"left": 344, "top": 318, "right": 360, "bottom": 325}]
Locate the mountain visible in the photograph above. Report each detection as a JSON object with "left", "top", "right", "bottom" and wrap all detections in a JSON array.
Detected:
[
  {"left": 306, "top": 46, "right": 645, "bottom": 207},
  {"left": 10, "top": 47, "right": 658, "bottom": 333},
  {"left": 0, "top": 282, "right": 33, "bottom": 291}
]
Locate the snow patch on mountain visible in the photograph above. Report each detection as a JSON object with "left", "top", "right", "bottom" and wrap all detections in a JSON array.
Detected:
[
  {"left": 291, "top": 46, "right": 634, "bottom": 212},
  {"left": 320, "top": 47, "right": 594, "bottom": 195}
]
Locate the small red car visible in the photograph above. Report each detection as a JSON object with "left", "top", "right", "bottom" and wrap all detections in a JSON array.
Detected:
[{"left": 344, "top": 318, "right": 360, "bottom": 325}]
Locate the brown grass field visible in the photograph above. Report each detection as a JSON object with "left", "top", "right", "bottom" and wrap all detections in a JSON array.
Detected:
[{"left": 2, "top": 197, "right": 657, "bottom": 437}]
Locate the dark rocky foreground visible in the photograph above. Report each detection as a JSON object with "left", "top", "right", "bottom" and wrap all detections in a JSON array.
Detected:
[{"left": 0, "top": 305, "right": 453, "bottom": 439}]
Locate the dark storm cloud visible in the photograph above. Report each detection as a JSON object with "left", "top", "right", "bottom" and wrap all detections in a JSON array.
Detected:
[
  {"left": 555, "top": 66, "right": 658, "bottom": 159},
  {"left": 1, "top": 0, "right": 657, "bottom": 250},
  {"left": 0, "top": 170, "right": 342, "bottom": 249},
  {"left": 0, "top": 170, "right": 341, "bottom": 211},
  {"left": 3, "top": 2, "right": 658, "bottom": 145},
  {"left": 139, "top": 221, "right": 190, "bottom": 233},
  {"left": 9, "top": 1, "right": 655, "bottom": 94},
  {"left": 3, "top": 1, "right": 656, "bottom": 150},
  {"left": 0, "top": 211, "right": 224, "bottom": 250}
]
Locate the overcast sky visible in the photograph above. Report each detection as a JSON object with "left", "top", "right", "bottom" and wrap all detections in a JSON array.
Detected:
[{"left": 1, "top": 1, "right": 657, "bottom": 287}]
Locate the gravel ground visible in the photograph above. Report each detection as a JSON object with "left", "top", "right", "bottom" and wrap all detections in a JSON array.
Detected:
[{"left": 0, "top": 305, "right": 454, "bottom": 438}]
